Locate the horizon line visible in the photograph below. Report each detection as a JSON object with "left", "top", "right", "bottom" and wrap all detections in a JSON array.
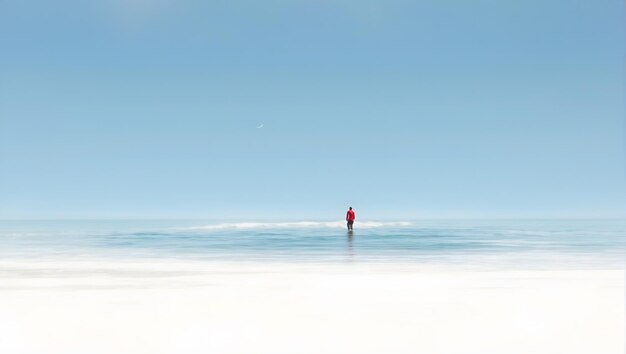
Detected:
[{"left": 0, "top": 216, "right": 624, "bottom": 221}]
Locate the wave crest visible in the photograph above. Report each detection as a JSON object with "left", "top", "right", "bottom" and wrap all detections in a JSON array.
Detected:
[{"left": 184, "top": 221, "right": 412, "bottom": 231}]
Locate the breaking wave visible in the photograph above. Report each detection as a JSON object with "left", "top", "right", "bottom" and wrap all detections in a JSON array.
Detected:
[{"left": 184, "top": 221, "right": 413, "bottom": 231}]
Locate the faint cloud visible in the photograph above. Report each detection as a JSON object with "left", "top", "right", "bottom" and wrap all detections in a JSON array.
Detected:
[{"left": 105, "top": 0, "right": 173, "bottom": 30}]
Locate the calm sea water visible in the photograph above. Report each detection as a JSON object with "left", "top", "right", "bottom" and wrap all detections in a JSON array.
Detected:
[{"left": 0, "top": 219, "right": 624, "bottom": 269}]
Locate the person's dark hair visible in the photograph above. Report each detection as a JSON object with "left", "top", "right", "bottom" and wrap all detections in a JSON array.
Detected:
[{"left": 349, "top": 207, "right": 352, "bottom": 210}]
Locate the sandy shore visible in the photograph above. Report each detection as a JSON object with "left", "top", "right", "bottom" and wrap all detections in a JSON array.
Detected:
[{"left": 0, "top": 261, "right": 623, "bottom": 354}]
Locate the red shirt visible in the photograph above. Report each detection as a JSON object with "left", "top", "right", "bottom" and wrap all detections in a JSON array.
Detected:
[{"left": 346, "top": 210, "right": 355, "bottom": 221}]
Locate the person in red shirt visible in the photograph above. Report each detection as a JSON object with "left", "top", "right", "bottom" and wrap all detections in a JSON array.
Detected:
[{"left": 346, "top": 207, "right": 355, "bottom": 231}]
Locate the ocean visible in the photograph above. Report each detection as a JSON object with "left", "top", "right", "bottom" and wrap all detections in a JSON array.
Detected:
[
  {"left": 1, "top": 219, "right": 624, "bottom": 354},
  {"left": 1, "top": 219, "right": 624, "bottom": 269}
]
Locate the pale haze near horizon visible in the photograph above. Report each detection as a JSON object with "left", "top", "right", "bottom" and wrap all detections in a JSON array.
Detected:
[{"left": 0, "top": 0, "right": 624, "bottom": 220}]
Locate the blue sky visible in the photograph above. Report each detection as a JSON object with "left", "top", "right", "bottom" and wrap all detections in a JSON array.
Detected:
[{"left": 0, "top": 0, "right": 624, "bottom": 219}]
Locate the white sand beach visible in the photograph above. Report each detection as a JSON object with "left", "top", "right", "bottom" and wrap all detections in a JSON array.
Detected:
[{"left": 0, "top": 261, "right": 622, "bottom": 354}]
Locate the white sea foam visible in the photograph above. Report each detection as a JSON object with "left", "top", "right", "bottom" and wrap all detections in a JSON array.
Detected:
[{"left": 183, "top": 220, "right": 412, "bottom": 230}]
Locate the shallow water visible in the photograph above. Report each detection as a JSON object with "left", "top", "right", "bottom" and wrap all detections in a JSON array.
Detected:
[
  {"left": 0, "top": 220, "right": 624, "bottom": 354},
  {"left": 0, "top": 219, "right": 624, "bottom": 269}
]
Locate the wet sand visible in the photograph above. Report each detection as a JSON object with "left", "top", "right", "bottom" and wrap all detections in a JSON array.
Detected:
[{"left": 0, "top": 261, "right": 623, "bottom": 354}]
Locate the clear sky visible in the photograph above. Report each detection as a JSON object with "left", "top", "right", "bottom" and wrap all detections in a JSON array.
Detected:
[{"left": 0, "top": 0, "right": 624, "bottom": 219}]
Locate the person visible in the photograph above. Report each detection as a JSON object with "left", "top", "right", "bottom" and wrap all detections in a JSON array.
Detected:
[{"left": 346, "top": 207, "right": 355, "bottom": 231}]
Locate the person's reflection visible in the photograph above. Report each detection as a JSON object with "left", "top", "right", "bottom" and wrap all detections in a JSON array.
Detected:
[{"left": 346, "top": 231, "right": 354, "bottom": 261}]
